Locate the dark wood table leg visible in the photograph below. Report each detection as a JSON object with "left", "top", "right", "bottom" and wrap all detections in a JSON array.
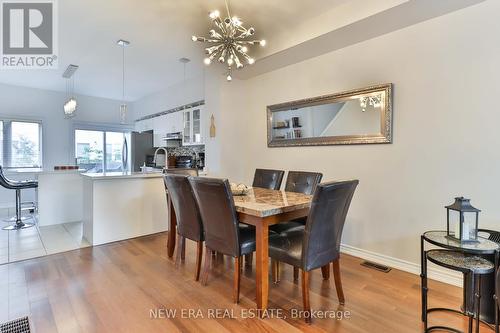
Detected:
[
  {"left": 167, "top": 195, "right": 177, "bottom": 258},
  {"left": 255, "top": 219, "right": 269, "bottom": 311}
]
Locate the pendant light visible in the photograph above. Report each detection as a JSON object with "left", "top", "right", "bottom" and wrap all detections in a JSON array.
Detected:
[
  {"left": 117, "top": 39, "right": 130, "bottom": 124},
  {"left": 62, "top": 64, "right": 79, "bottom": 118}
]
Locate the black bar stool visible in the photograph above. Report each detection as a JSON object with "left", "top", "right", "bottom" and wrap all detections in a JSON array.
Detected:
[
  {"left": 0, "top": 166, "right": 38, "bottom": 230},
  {"left": 423, "top": 249, "right": 495, "bottom": 333}
]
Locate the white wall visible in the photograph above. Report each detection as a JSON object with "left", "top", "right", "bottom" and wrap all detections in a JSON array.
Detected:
[
  {"left": 133, "top": 77, "right": 204, "bottom": 120},
  {"left": 207, "top": 0, "right": 500, "bottom": 266},
  {"left": 0, "top": 83, "right": 130, "bottom": 208}
]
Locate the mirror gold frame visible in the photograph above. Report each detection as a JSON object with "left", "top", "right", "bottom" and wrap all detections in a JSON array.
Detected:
[{"left": 267, "top": 83, "right": 393, "bottom": 147}]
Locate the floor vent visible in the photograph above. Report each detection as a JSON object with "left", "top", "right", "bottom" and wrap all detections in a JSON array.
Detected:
[
  {"left": 361, "top": 261, "right": 391, "bottom": 273},
  {"left": 1, "top": 317, "right": 31, "bottom": 333}
]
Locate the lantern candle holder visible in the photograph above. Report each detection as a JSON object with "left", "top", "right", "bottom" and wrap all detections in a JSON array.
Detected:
[{"left": 445, "top": 197, "right": 480, "bottom": 243}]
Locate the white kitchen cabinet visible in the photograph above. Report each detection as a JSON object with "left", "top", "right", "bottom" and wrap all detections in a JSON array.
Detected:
[
  {"left": 182, "top": 106, "right": 204, "bottom": 146},
  {"left": 134, "top": 118, "right": 153, "bottom": 132},
  {"left": 153, "top": 115, "right": 168, "bottom": 147},
  {"left": 165, "top": 112, "right": 183, "bottom": 133}
]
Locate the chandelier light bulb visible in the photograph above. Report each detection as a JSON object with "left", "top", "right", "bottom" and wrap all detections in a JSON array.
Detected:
[
  {"left": 204, "top": 57, "right": 211, "bottom": 65},
  {"left": 226, "top": 74, "right": 232, "bottom": 81},
  {"left": 248, "top": 58, "right": 255, "bottom": 65},
  {"left": 248, "top": 27, "right": 255, "bottom": 35},
  {"left": 191, "top": 36, "right": 198, "bottom": 42},
  {"left": 209, "top": 10, "right": 220, "bottom": 19},
  {"left": 241, "top": 46, "right": 248, "bottom": 53},
  {"left": 232, "top": 17, "right": 241, "bottom": 26},
  {"left": 260, "top": 40, "right": 266, "bottom": 47}
]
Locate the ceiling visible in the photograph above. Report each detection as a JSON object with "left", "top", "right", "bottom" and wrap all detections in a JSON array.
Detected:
[
  {"left": 0, "top": 0, "right": 350, "bottom": 101},
  {"left": 0, "top": 0, "right": 486, "bottom": 101}
]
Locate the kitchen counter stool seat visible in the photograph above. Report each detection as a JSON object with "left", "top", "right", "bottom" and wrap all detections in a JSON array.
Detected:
[{"left": 0, "top": 166, "right": 38, "bottom": 230}]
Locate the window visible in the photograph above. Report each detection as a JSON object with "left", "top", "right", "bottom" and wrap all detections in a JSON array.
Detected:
[
  {"left": 0, "top": 120, "right": 42, "bottom": 168},
  {"left": 75, "top": 129, "right": 130, "bottom": 173},
  {"left": 11, "top": 122, "right": 41, "bottom": 168}
]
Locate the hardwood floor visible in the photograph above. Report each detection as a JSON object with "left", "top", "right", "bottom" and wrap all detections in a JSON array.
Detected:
[{"left": 0, "top": 232, "right": 490, "bottom": 332}]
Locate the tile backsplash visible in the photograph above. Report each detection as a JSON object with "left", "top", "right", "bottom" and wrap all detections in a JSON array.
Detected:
[{"left": 167, "top": 145, "right": 205, "bottom": 157}]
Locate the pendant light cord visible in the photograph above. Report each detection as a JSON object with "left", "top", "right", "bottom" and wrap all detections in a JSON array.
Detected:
[
  {"left": 122, "top": 45, "right": 125, "bottom": 103},
  {"left": 225, "top": 0, "right": 231, "bottom": 18}
]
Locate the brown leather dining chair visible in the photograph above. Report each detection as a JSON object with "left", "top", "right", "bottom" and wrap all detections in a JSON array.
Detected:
[
  {"left": 252, "top": 168, "right": 285, "bottom": 190},
  {"left": 163, "top": 173, "right": 204, "bottom": 281},
  {"left": 188, "top": 177, "right": 257, "bottom": 303},
  {"left": 270, "top": 171, "right": 323, "bottom": 280},
  {"left": 268, "top": 180, "right": 359, "bottom": 323},
  {"left": 164, "top": 168, "right": 199, "bottom": 258}
]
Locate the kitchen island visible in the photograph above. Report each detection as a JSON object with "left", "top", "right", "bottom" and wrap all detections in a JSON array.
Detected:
[{"left": 81, "top": 172, "right": 168, "bottom": 246}]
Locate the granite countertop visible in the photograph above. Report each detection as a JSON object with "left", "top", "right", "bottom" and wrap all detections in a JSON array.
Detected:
[
  {"left": 233, "top": 187, "right": 312, "bottom": 218},
  {"left": 423, "top": 230, "right": 500, "bottom": 254},
  {"left": 81, "top": 171, "right": 165, "bottom": 180},
  {"left": 427, "top": 249, "right": 494, "bottom": 274}
]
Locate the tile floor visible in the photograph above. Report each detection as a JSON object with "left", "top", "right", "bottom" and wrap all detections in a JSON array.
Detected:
[{"left": 0, "top": 212, "right": 90, "bottom": 265}]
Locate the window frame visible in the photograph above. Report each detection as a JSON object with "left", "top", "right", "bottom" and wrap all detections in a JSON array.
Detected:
[{"left": 0, "top": 118, "right": 43, "bottom": 169}]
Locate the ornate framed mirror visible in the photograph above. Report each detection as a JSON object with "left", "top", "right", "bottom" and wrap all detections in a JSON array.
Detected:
[{"left": 267, "top": 84, "right": 393, "bottom": 147}]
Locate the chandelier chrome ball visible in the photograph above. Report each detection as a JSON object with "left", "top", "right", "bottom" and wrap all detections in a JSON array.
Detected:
[{"left": 192, "top": 7, "right": 266, "bottom": 81}]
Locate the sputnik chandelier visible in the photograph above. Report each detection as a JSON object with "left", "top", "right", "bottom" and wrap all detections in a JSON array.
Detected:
[
  {"left": 192, "top": 0, "right": 266, "bottom": 81},
  {"left": 359, "top": 94, "right": 383, "bottom": 112}
]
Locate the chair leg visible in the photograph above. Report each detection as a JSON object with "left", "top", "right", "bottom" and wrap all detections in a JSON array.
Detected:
[
  {"left": 321, "top": 264, "right": 330, "bottom": 280},
  {"left": 293, "top": 267, "right": 299, "bottom": 282},
  {"left": 181, "top": 237, "right": 186, "bottom": 260},
  {"left": 201, "top": 246, "right": 212, "bottom": 286},
  {"left": 332, "top": 259, "right": 345, "bottom": 305},
  {"left": 301, "top": 270, "right": 311, "bottom": 324},
  {"left": 216, "top": 252, "right": 224, "bottom": 265},
  {"left": 194, "top": 241, "right": 203, "bottom": 281},
  {"left": 233, "top": 256, "right": 241, "bottom": 303},
  {"left": 175, "top": 235, "right": 183, "bottom": 268},
  {"left": 244, "top": 253, "right": 253, "bottom": 268},
  {"left": 272, "top": 259, "right": 280, "bottom": 283}
]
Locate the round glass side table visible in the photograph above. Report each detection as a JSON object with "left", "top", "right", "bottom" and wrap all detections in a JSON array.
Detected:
[{"left": 421, "top": 231, "right": 500, "bottom": 332}]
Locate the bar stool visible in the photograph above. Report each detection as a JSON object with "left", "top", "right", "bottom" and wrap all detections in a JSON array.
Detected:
[
  {"left": 423, "top": 249, "right": 495, "bottom": 333},
  {"left": 0, "top": 166, "right": 38, "bottom": 230}
]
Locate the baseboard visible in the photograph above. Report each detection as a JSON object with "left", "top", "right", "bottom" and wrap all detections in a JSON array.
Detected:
[{"left": 340, "top": 244, "right": 463, "bottom": 287}]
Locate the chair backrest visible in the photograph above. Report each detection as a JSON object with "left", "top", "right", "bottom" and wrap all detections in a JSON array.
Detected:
[
  {"left": 0, "top": 166, "right": 19, "bottom": 190},
  {"left": 285, "top": 171, "right": 323, "bottom": 195},
  {"left": 189, "top": 177, "right": 241, "bottom": 257},
  {"left": 252, "top": 168, "right": 284, "bottom": 190},
  {"left": 302, "top": 180, "right": 359, "bottom": 271},
  {"left": 164, "top": 174, "right": 204, "bottom": 241}
]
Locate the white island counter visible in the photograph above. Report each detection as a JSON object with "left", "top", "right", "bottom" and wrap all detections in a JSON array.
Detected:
[{"left": 81, "top": 172, "right": 169, "bottom": 246}]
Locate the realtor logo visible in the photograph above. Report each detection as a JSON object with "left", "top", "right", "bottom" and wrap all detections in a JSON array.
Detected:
[{"left": 1, "top": 0, "right": 58, "bottom": 69}]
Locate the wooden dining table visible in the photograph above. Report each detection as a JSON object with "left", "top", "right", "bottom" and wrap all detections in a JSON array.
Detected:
[{"left": 166, "top": 187, "right": 312, "bottom": 310}]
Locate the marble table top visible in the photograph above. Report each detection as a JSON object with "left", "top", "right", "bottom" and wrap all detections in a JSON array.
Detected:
[
  {"left": 423, "top": 230, "right": 500, "bottom": 254},
  {"left": 233, "top": 187, "right": 312, "bottom": 218}
]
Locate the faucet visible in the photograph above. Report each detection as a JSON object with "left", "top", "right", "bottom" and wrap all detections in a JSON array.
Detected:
[{"left": 153, "top": 147, "right": 168, "bottom": 167}]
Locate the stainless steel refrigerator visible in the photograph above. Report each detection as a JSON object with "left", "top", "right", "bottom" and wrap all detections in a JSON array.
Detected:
[{"left": 131, "top": 130, "right": 154, "bottom": 172}]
